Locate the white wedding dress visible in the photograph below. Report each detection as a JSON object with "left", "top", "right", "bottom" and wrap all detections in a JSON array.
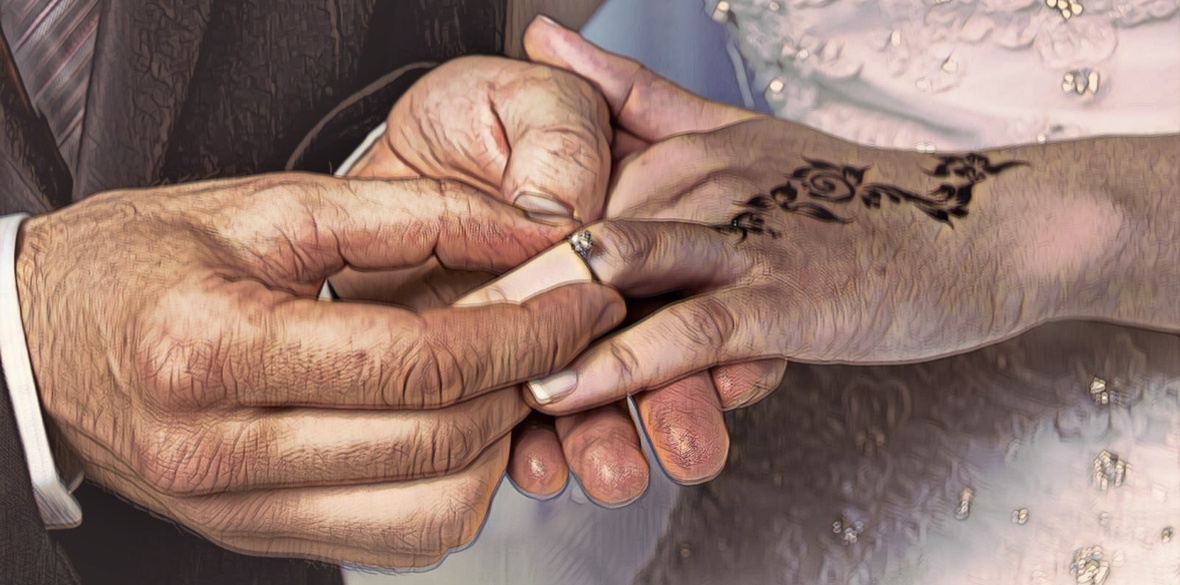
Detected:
[
  {"left": 348, "top": 2, "right": 1179, "bottom": 584},
  {"left": 720, "top": 0, "right": 1179, "bottom": 150}
]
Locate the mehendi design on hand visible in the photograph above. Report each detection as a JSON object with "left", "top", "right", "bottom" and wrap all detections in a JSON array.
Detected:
[{"left": 714, "top": 153, "right": 1027, "bottom": 239}]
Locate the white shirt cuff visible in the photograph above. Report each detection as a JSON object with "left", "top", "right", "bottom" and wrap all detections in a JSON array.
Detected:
[
  {"left": 336, "top": 121, "right": 387, "bottom": 177},
  {"left": 0, "top": 213, "right": 82, "bottom": 529}
]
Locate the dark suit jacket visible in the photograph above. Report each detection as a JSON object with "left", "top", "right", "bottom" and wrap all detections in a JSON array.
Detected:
[{"left": 0, "top": 1, "right": 505, "bottom": 583}]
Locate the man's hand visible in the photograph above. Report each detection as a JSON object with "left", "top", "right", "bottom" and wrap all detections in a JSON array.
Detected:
[
  {"left": 329, "top": 53, "right": 613, "bottom": 308},
  {"left": 490, "top": 17, "right": 783, "bottom": 505},
  {"left": 316, "top": 47, "right": 662, "bottom": 505},
  {"left": 16, "top": 173, "right": 624, "bottom": 567},
  {"left": 352, "top": 55, "right": 612, "bottom": 220},
  {"left": 524, "top": 16, "right": 762, "bottom": 162}
]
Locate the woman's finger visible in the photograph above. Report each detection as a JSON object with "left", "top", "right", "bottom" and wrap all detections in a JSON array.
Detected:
[
  {"left": 554, "top": 401, "right": 649, "bottom": 507},
  {"left": 527, "top": 283, "right": 778, "bottom": 414},
  {"left": 523, "top": 16, "right": 761, "bottom": 141},
  {"left": 506, "top": 413, "right": 570, "bottom": 499},
  {"left": 711, "top": 359, "right": 788, "bottom": 410},
  {"left": 635, "top": 373, "right": 729, "bottom": 484},
  {"left": 330, "top": 259, "right": 496, "bottom": 309}
]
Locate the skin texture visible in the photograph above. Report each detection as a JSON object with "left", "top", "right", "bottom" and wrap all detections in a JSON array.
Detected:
[
  {"left": 503, "top": 18, "right": 787, "bottom": 503},
  {"left": 327, "top": 34, "right": 787, "bottom": 506},
  {"left": 503, "top": 0, "right": 605, "bottom": 59},
  {"left": 326, "top": 48, "right": 676, "bottom": 505},
  {"left": 508, "top": 18, "right": 1180, "bottom": 503},
  {"left": 15, "top": 172, "right": 626, "bottom": 567},
  {"left": 529, "top": 126, "right": 1180, "bottom": 412},
  {"left": 329, "top": 54, "right": 612, "bottom": 306},
  {"left": 47, "top": 18, "right": 1160, "bottom": 554}
]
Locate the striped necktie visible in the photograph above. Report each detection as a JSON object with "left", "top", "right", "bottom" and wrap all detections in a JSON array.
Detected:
[{"left": 1, "top": 0, "right": 99, "bottom": 171}]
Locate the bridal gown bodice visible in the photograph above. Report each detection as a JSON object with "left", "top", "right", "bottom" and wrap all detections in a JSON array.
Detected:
[
  {"left": 718, "top": 0, "right": 1179, "bottom": 150},
  {"left": 349, "top": 3, "right": 1179, "bottom": 585}
]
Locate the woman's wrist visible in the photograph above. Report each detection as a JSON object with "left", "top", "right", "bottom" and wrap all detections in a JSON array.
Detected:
[
  {"left": 1005, "top": 199, "right": 1117, "bottom": 326},
  {"left": 1054, "top": 180, "right": 1178, "bottom": 330},
  {"left": 1005, "top": 135, "right": 1177, "bottom": 330},
  {"left": 944, "top": 140, "right": 1112, "bottom": 328}
]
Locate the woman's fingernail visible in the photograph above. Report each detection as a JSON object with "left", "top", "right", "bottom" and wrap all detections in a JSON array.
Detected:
[
  {"left": 515, "top": 192, "right": 573, "bottom": 218},
  {"left": 527, "top": 370, "right": 578, "bottom": 405}
]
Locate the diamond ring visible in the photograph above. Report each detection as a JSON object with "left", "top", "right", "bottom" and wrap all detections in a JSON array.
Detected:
[{"left": 568, "top": 230, "right": 593, "bottom": 260}]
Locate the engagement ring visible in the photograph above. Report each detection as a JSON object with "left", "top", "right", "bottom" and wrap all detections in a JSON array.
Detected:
[{"left": 569, "top": 230, "right": 593, "bottom": 260}]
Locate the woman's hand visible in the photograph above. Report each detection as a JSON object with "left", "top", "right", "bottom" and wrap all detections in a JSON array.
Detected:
[
  {"left": 493, "top": 17, "right": 788, "bottom": 502},
  {"left": 502, "top": 19, "right": 1116, "bottom": 503},
  {"left": 491, "top": 17, "right": 786, "bottom": 505},
  {"left": 526, "top": 115, "right": 1102, "bottom": 415}
]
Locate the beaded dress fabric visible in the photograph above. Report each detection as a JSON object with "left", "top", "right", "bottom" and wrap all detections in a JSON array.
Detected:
[
  {"left": 713, "top": 0, "right": 1179, "bottom": 150},
  {"left": 636, "top": 324, "right": 1179, "bottom": 585}
]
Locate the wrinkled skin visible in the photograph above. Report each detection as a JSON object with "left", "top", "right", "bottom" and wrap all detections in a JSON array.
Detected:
[{"left": 18, "top": 172, "right": 624, "bottom": 567}]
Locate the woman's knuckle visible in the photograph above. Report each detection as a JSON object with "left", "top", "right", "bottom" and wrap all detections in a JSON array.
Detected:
[
  {"left": 607, "top": 342, "right": 644, "bottom": 388},
  {"left": 596, "top": 221, "right": 651, "bottom": 270},
  {"left": 676, "top": 299, "right": 736, "bottom": 348}
]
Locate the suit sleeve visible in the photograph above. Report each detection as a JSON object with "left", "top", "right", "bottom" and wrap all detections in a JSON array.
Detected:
[
  {"left": 284, "top": 62, "right": 436, "bottom": 174},
  {"left": 0, "top": 28, "right": 74, "bottom": 216},
  {"left": 0, "top": 377, "right": 80, "bottom": 585},
  {"left": 0, "top": 28, "right": 83, "bottom": 585}
]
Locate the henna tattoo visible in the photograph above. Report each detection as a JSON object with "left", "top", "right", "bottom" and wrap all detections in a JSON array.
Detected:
[
  {"left": 717, "top": 209, "right": 782, "bottom": 241},
  {"left": 714, "top": 153, "right": 1027, "bottom": 239}
]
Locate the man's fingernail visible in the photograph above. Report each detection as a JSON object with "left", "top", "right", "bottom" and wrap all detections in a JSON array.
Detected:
[
  {"left": 527, "top": 370, "right": 578, "bottom": 405},
  {"left": 515, "top": 192, "right": 573, "bottom": 219},
  {"left": 524, "top": 211, "right": 575, "bottom": 226},
  {"left": 535, "top": 14, "right": 560, "bottom": 27}
]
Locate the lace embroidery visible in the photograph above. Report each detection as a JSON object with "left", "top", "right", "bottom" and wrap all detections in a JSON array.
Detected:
[{"left": 712, "top": 0, "right": 1179, "bottom": 148}]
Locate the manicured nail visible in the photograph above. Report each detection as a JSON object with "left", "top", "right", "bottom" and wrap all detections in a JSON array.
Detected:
[
  {"left": 527, "top": 370, "right": 578, "bottom": 405},
  {"left": 515, "top": 192, "right": 573, "bottom": 218}
]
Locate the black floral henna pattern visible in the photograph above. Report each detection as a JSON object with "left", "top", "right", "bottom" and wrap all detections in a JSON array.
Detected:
[{"left": 714, "top": 153, "right": 1027, "bottom": 239}]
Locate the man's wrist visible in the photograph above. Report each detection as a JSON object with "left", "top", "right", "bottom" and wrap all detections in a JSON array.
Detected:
[
  {"left": 0, "top": 212, "right": 82, "bottom": 529},
  {"left": 11, "top": 215, "right": 75, "bottom": 468}
]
